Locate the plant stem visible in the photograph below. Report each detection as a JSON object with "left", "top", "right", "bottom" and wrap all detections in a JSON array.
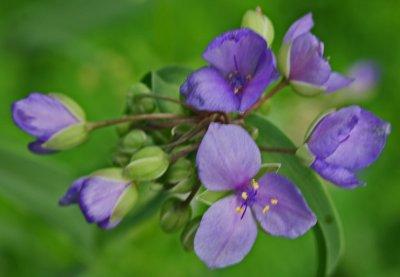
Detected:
[
  {"left": 135, "top": 93, "right": 182, "bottom": 105},
  {"left": 242, "top": 78, "right": 288, "bottom": 117},
  {"left": 169, "top": 143, "right": 199, "bottom": 164},
  {"left": 183, "top": 182, "right": 201, "bottom": 206},
  {"left": 259, "top": 146, "right": 297, "bottom": 155},
  {"left": 87, "top": 113, "right": 189, "bottom": 131}
]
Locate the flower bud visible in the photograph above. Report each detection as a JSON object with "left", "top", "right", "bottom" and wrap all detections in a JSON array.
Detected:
[
  {"left": 59, "top": 168, "right": 138, "bottom": 229},
  {"left": 180, "top": 216, "right": 201, "bottom": 251},
  {"left": 159, "top": 198, "right": 192, "bottom": 233},
  {"left": 119, "top": 129, "right": 152, "bottom": 155},
  {"left": 12, "top": 92, "right": 89, "bottom": 154},
  {"left": 164, "top": 158, "right": 196, "bottom": 193},
  {"left": 124, "top": 146, "right": 169, "bottom": 182},
  {"left": 112, "top": 152, "right": 131, "bottom": 167},
  {"left": 241, "top": 7, "right": 274, "bottom": 45},
  {"left": 127, "top": 83, "right": 156, "bottom": 114}
]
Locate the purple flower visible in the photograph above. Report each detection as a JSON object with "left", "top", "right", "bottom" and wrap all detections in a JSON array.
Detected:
[
  {"left": 306, "top": 106, "right": 391, "bottom": 188},
  {"left": 194, "top": 123, "right": 316, "bottom": 268},
  {"left": 59, "top": 168, "right": 137, "bottom": 229},
  {"left": 348, "top": 60, "right": 380, "bottom": 93},
  {"left": 278, "top": 13, "right": 353, "bottom": 95},
  {"left": 12, "top": 93, "right": 87, "bottom": 154},
  {"left": 180, "top": 29, "right": 278, "bottom": 113}
]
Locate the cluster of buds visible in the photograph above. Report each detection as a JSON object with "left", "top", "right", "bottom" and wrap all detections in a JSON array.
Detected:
[{"left": 11, "top": 7, "right": 390, "bottom": 270}]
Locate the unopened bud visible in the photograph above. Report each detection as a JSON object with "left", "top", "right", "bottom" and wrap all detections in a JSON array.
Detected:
[
  {"left": 127, "top": 83, "right": 156, "bottom": 114},
  {"left": 124, "top": 146, "right": 169, "bottom": 182},
  {"left": 120, "top": 129, "right": 152, "bottom": 155},
  {"left": 241, "top": 7, "right": 275, "bottom": 46},
  {"left": 159, "top": 198, "right": 192, "bottom": 233},
  {"left": 164, "top": 158, "right": 196, "bottom": 193},
  {"left": 180, "top": 216, "right": 202, "bottom": 252}
]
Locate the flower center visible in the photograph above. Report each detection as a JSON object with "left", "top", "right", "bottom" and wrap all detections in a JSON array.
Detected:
[
  {"left": 227, "top": 71, "right": 252, "bottom": 95},
  {"left": 235, "top": 179, "right": 259, "bottom": 219}
]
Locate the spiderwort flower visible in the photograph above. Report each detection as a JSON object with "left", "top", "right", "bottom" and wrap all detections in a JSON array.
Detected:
[
  {"left": 180, "top": 29, "right": 278, "bottom": 113},
  {"left": 59, "top": 168, "right": 138, "bottom": 229},
  {"left": 348, "top": 60, "right": 380, "bottom": 93},
  {"left": 12, "top": 93, "right": 88, "bottom": 154},
  {"left": 278, "top": 13, "right": 353, "bottom": 96},
  {"left": 306, "top": 106, "right": 390, "bottom": 188},
  {"left": 194, "top": 123, "right": 316, "bottom": 268}
]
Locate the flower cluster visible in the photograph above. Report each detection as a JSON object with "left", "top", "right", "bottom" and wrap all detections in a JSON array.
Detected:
[{"left": 10, "top": 7, "right": 390, "bottom": 270}]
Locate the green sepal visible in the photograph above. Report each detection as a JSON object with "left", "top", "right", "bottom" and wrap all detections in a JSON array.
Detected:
[
  {"left": 110, "top": 184, "right": 138, "bottom": 223},
  {"left": 91, "top": 167, "right": 128, "bottom": 182},
  {"left": 195, "top": 189, "right": 230, "bottom": 206},
  {"left": 290, "top": 80, "right": 325, "bottom": 96},
  {"left": 255, "top": 162, "right": 281, "bottom": 179},
  {"left": 296, "top": 144, "right": 315, "bottom": 166},
  {"left": 241, "top": 7, "right": 275, "bottom": 45},
  {"left": 124, "top": 146, "right": 169, "bottom": 182},
  {"left": 42, "top": 123, "right": 89, "bottom": 151},
  {"left": 278, "top": 43, "right": 291, "bottom": 78},
  {"left": 119, "top": 129, "right": 152, "bottom": 155},
  {"left": 304, "top": 108, "right": 336, "bottom": 142},
  {"left": 49, "top": 93, "right": 86, "bottom": 121},
  {"left": 127, "top": 83, "right": 156, "bottom": 114}
]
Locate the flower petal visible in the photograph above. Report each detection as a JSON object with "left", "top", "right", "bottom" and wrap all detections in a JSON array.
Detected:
[
  {"left": 307, "top": 106, "right": 359, "bottom": 159},
  {"left": 28, "top": 140, "right": 56, "bottom": 155},
  {"left": 311, "top": 159, "right": 363, "bottom": 189},
  {"left": 197, "top": 123, "right": 261, "bottom": 191},
  {"left": 239, "top": 51, "right": 279, "bottom": 112},
  {"left": 203, "top": 28, "right": 268, "bottom": 76},
  {"left": 324, "top": 72, "right": 353, "bottom": 93},
  {"left": 324, "top": 107, "right": 391, "bottom": 170},
  {"left": 59, "top": 177, "right": 87, "bottom": 206},
  {"left": 180, "top": 67, "right": 239, "bottom": 112},
  {"left": 252, "top": 173, "right": 316, "bottom": 238},
  {"left": 12, "top": 93, "right": 79, "bottom": 141},
  {"left": 79, "top": 176, "right": 129, "bottom": 225},
  {"left": 284, "top": 13, "right": 314, "bottom": 44},
  {"left": 289, "top": 33, "right": 331, "bottom": 86},
  {"left": 194, "top": 195, "right": 257, "bottom": 269}
]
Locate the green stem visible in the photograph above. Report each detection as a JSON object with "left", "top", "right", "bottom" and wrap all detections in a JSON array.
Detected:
[
  {"left": 170, "top": 143, "right": 199, "bottom": 164},
  {"left": 87, "top": 113, "right": 189, "bottom": 131},
  {"left": 314, "top": 224, "right": 327, "bottom": 277},
  {"left": 182, "top": 182, "right": 201, "bottom": 206}
]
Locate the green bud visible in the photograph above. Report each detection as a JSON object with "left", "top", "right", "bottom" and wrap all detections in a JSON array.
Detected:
[
  {"left": 43, "top": 123, "right": 89, "bottom": 151},
  {"left": 127, "top": 83, "right": 156, "bottom": 114},
  {"left": 159, "top": 198, "right": 192, "bottom": 233},
  {"left": 116, "top": 122, "right": 131, "bottom": 137},
  {"left": 112, "top": 151, "right": 131, "bottom": 167},
  {"left": 241, "top": 7, "right": 274, "bottom": 45},
  {"left": 120, "top": 129, "right": 152, "bottom": 155},
  {"left": 278, "top": 43, "right": 291, "bottom": 78},
  {"left": 124, "top": 146, "right": 169, "bottom": 182},
  {"left": 180, "top": 216, "right": 202, "bottom": 252},
  {"left": 165, "top": 158, "right": 194, "bottom": 184},
  {"left": 290, "top": 81, "right": 325, "bottom": 96},
  {"left": 49, "top": 93, "right": 86, "bottom": 121}
]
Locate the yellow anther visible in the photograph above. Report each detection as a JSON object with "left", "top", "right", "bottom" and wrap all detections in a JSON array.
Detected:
[
  {"left": 236, "top": 206, "right": 245, "bottom": 214},
  {"left": 271, "top": 198, "right": 278, "bottom": 205},
  {"left": 251, "top": 179, "right": 259, "bottom": 190},
  {"left": 262, "top": 205, "right": 270, "bottom": 214},
  {"left": 241, "top": 191, "right": 248, "bottom": 200}
]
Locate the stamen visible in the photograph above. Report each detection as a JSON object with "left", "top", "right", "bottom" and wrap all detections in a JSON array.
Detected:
[
  {"left": 271, "top": 198, "right": 278, "bottom": 205},
  {"left": 262, "top": 205, "right": 270, "bottom": 214},
  {"left": 236, "top": 206, "right": 245, "bottom": 214},
  {"left": 251, "top": 179, "right": 259, "bottom": 190},
  {"left": 241, "top": 191, "right": 248, "bottom": 200},
  {"left": 246, "top": 74, "right": 252, "bottom": 81},
  {"left": 234, "top": 86, "right": 243, "bottom": 94}
]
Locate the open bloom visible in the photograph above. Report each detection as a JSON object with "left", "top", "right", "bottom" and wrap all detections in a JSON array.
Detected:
[
  {"left": 306, "top": 106, "right": 391, "bottom": 188},
  {"left": 12, "top": 93, "right": 88, "bottom": 154},
  {"left": 194, "top": 123, "right": 316, "bottom": 268},
  {"left": 180, "top": 29, "right": 278, "bottom": 113},
  {"left": 278, "top": 13, "right": 353, "bottom": 95},
  {"left": 59, "top": 168, "right": 137, "bottom": 229}
]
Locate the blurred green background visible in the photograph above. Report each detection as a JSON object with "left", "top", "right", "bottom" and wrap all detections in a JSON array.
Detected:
[{"left": 0, "top": 0, "right": 399, "bottom": 276}]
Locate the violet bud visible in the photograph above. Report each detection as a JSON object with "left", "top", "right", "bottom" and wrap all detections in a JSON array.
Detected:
[
  {"left": 12, "top": 93, "right": 89, "bottom": 154},
  {"left": 278, "top": 13, "right": 353, "bottom": 96},
  {"left": 306, "top": 106, "right": 391, "bottom": 188},
  {"left": 59, "top": 168, "right": 138, "bottom": 229}
]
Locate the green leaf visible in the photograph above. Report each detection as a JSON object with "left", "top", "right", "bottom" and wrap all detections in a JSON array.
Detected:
[
  {"left": 142, "top": 66, "right": 192, "bottom": 114},
  {"left": 195, "top": 189, "right": 230, "bottom": 206},
  {"left": 247, "top": 114, "right": 344, "bottom": 276}
]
